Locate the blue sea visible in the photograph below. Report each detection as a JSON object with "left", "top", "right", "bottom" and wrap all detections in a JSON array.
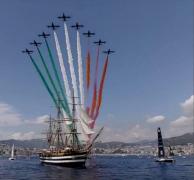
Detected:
[{"left": 0, "top": 155, "right": 193, "bottom": 180}]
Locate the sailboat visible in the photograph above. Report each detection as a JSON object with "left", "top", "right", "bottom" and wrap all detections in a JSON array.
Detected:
[
  {"left": 9, "top": 144, "right": 15, "bottom": 160},
  {"left": 155, "top": 127, "right": 175, "bottom": 163},
  {"left": 39, "top": 95, "right": 102, "bottom": 167}
]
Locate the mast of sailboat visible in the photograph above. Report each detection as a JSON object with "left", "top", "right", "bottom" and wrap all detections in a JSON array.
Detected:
[{"left": 11, "top": 144, "right": 14, "bottom": 158}]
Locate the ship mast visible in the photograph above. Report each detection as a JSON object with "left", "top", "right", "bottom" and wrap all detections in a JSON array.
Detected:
[
  {"left": 45, "top": 91, "right": 81, "bottom": 150},
  {"left": 56, "top": 97, "right": 64, "bottom": 148},
  {"left": 50, "top": 96, "right": 64, "bottom": 149},
  {"left": 47, "top": 114, "right": 53, "bottom": 147},
  {"left": 71, "top": 91, "right": 80, "bottom": 150}
]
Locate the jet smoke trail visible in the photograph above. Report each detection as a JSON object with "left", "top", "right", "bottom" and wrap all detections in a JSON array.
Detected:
[
  {"left": 64, "top": 22, "right": 79, "bottom": 106},
  {"left": 29, "top": 54, "right": 73, "bottom": 123},
  {"left": 90, "top": 46, "right": 100, "bottom": 118},
  {"left": 28, "top": 55, "right": 58, "bottom": 108},
  {"left": 86, "top": 51, "right": 91, "bottom": 95},
  {"left": 93, "top": 56, "right": 109, "bottom": 126},
  {"left": 53, "top": 31, "right": 72, "bottom": 114},
  {"left": 90, "top": 83, "right": 97, "bottom": 118},
  {"left": 44, "top": 39, "right": 70, "bottom": 108},
  {"left": 77, "top": 31, "right": 85, "bottom": 108},
  {"left": 36, "top": 47, "right": 71, "bottom": 119}
]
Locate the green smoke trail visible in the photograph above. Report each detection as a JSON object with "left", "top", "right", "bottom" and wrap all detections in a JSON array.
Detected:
[
  {"left": 44, "top": 39, "right": 71, "bottom": 118},
  {"left": 37, "top": 47, "right": 72, "bottom": 118},
  {"left": 28, "top": 54, "right": 58, "bottom": 107},
  {"left": 29, "top": 55, "right": 72, "bottom": 121}
]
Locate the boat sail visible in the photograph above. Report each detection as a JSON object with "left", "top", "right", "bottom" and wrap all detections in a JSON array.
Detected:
[
  {"left": 9, "top": 144, "right": 15, "bottom": 160},
  {"left": 155, "top": 127, "right": 175, "bottom": 163}
]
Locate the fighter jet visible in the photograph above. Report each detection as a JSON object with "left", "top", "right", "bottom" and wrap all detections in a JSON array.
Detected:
[
  {"left": 38, "top": 32, "right": 50, "bottom": 39},
  {"left": 47, "top": 22, "right": 60, "bottom": 30},
  {"left": 58, "top": 13, "right": 71, "bottom": 21},
  {"left": 30, "top": 40, "right": 41, "bottom": 47},
  {"left": 94, "top": 39, "right": 106, "bottom": 46},
  {"left": 71, "top": 22, "right": 84, "bottom": 30},
  {"left": 83, "top": 30, "right": 95, "bottom": 37},
  {"left": 103, "top": 49, "right": 115, "bottom": 55},
  {"left": 22, "top": 48, "right": 33, "bottom": 54}
]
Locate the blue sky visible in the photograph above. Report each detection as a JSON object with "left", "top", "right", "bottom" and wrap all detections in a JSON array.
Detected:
[{"left": 0, "top": 0, "right": 193, "bottom": 142}]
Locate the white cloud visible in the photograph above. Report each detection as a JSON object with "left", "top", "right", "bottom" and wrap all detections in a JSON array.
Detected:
[
  {"left": 170, "top": 116, "right": 193, "bottom": 128},
  {"left": 10, "top": 131, "right": 41, "bottom": 140},
  {"left": 180, "top": 95, "right": 193, "bottom": 115},
  {"left": 0, "top": 102, "right": 22, "bottom": 126},
  {"left": 146, "top": 115, "right": 165, "bottom": 124},
  {"left": 100, "top": 95, "right": 194, "bottom": 142},
  {"left": 166, "top": 95, "right": 194, "bottom": 137},
  {"left": 0, "top": 102, "right": 49, "bottom": 140},
  {"left": 0, "top": 102, "right": 49, "bottom": 126},
  {"left": 35, "top": 115, "right": 49, "bottom": 124},
  {"left": 100, "top": 124, "right": 154, "bottom": 143},
  {"left": 25, "top": 115, "right": 49, "bottom": 125}
]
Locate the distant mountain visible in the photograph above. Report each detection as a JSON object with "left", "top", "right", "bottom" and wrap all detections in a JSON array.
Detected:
[
  {"left": 0, "top": 139, "right": 47, "bottom": 149},
  {"left": 95, "top": 133, "right": 194, "bottom": 149},
  {"left": 164, "top": 132, "right": 194, "bottom": 146},
  {"left": 94, "top": 141, "right": 128, "bottom": 149},
  {"left": 0, "top": 132, "right": 193, "bottom": 149}
]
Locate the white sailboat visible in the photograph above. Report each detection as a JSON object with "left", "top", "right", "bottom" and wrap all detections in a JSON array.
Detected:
[{"left": 9, "top": 144, "right": 15, "bottom": 160}]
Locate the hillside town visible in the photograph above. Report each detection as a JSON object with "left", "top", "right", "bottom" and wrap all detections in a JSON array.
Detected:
[
  {"left": 0, "top": 143, "right": 193, "bottom": 157},
  {"left": 93, "top": 143, "right": 194, "bottom": 156}
]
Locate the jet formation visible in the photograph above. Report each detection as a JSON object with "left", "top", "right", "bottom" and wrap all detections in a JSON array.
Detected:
[{"left": 23, "top": 13, "right": 115, "bottom": 56}]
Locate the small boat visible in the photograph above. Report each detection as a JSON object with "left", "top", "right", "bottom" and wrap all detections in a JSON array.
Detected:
[
  {"left": 9, "top": 144, "right": 16, "bottom": 160},
  {"left": 155, "top": 127, "right": 175, "bottom": 163}
]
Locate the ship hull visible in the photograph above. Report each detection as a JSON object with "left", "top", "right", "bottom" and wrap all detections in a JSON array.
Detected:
[
  {"left": 39, "top": 153, "right": 87, "bottom": 167},
  {"left": 155, "top": 157, "right": 175, "bottom": 163}
]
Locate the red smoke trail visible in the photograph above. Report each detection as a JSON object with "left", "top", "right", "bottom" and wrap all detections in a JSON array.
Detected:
[
  {"left": 86, "top": 106, "right": 90, "bottom": 115},
  {"left": 90, "top": 82, "right": 97, "bottom": 118},
  {"left": 89, "top": 46, "right": 100, "bottom": 118},
  {"left": 92, "top": 55, "right": 109, "bottom": 128},
  {"left": 86, "top": 51, "right": 91, "bottom": 93}
]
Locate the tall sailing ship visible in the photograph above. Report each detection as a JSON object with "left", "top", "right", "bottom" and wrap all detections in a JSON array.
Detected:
[{"left": 39, "top": 94, "right": 98, "bottom": 166}]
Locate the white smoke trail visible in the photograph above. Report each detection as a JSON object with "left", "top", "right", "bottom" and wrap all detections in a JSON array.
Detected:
[
  {"left": 77, "top": 31, "right": 85, "bottom": 109},
  {"left": 64, "top": 22, "right": 79, "bottom": 106},
  {"left": 53, "top": 31, "right": 72, "bottom": 114},
  {"left": 53, "top": 31, "right": 72, "bottom": 125}
]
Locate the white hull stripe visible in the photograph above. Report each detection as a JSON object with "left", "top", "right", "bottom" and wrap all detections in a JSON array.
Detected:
[
  {"left": 39, "top": 154, "right": 87, "bottom": 160},
  {"left": 40, "top": 159, "right": 86, "bottom": 163}
]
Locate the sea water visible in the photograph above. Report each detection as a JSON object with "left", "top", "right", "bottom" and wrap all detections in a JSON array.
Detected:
[{"left": 0, "top": 155, "right": 193, "bottom": 180}]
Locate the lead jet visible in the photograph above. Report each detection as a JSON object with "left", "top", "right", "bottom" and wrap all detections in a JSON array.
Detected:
[
  {"left": 47, "top": 22, "right": 60, "bottom": 30},
  {"left": 30, "top": 40, "right": 41, "bottom": 47},
  {"left": 83, "top": 30, "right": 95, "bottom": 37},
  {"left": 103, "top": 49, "right": 115, "bottom": 55},
  {"left": 22, "top": 49, "right": 33, "bottom": 54},
  {"left": 71, "top": 22, "right": 84, "bottom": 30},
  {"left": 94, "top": 39, "right": 106, "bottom": 46},
  {"left": 38, "top": 32, "right": 50, "bottom": 39},
  {"left": 58, "top": 13, "right": 71, "bottom": 21}
]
